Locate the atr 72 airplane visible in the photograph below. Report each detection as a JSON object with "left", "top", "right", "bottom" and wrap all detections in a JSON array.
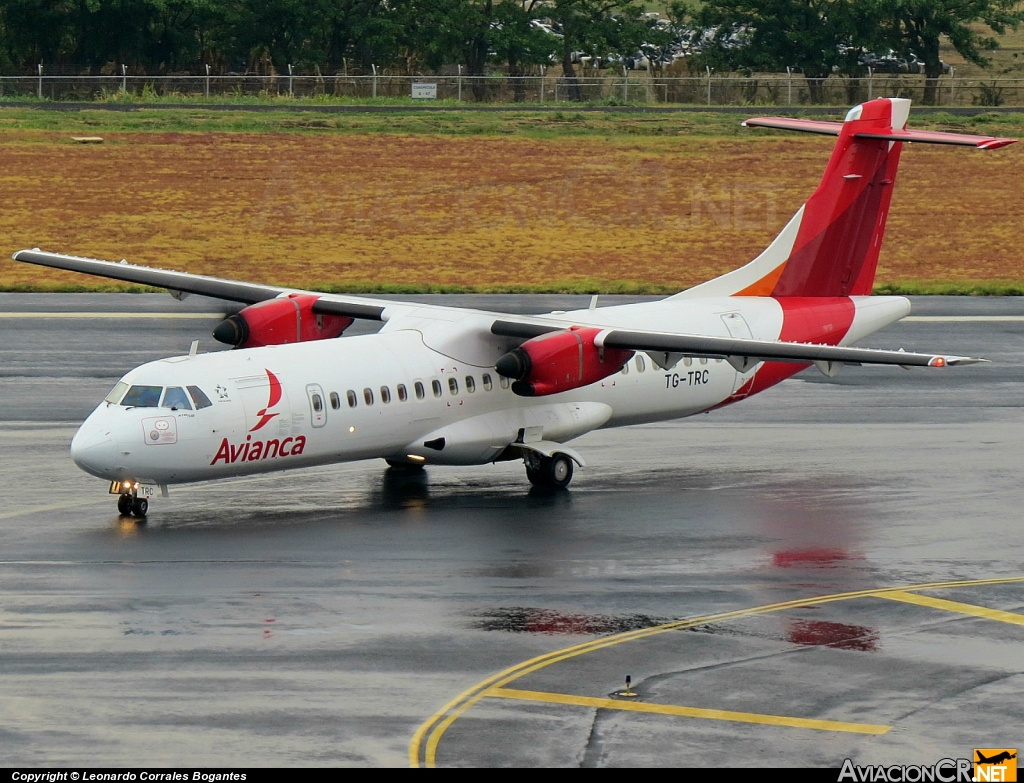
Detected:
[{"left": 13, "top": 98, "right": 1016, "bottom": 517}]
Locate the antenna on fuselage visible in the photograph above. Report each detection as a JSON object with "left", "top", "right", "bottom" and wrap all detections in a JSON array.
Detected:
[{"left": 189, "top": 340, "right": 199, "bottom": 357}]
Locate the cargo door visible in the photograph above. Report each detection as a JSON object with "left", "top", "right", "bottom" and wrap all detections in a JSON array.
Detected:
[{"left": 721, "top": 312, "right": 757, "bottom": 396}]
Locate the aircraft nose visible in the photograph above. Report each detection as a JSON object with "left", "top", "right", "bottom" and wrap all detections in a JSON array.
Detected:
[{"left": 70, "top": 422, "right": 119, "bottom": 479}]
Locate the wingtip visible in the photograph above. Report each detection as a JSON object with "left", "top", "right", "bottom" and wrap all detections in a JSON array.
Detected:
[{"left": 944, "top": 356, "right": 988, "bottom": 366}]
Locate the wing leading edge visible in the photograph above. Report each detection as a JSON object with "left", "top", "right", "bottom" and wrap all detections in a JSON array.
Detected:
[{"left": 11, "top": 249, "right": 388, "bottom": 321}]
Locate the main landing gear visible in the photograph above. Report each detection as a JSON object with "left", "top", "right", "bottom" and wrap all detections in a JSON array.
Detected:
[{"left": 524, "top": 451, "right": 574, "bottom": 490}]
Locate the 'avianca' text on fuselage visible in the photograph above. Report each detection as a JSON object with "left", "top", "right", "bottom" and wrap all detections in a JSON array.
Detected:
[
  {"left": 14, "top": 97, "right": 1013, "bottom": 515},
  {"left": 210, "top": 434, "right": 307, "bottom": 466}
]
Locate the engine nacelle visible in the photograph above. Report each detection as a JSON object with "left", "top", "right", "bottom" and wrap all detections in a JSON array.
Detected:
[
  {"left": 212, "top": 294, "right": 353, "bottom": 348},
  {"left": 494, "top": 326, "right": 633, "bottom": 397}
]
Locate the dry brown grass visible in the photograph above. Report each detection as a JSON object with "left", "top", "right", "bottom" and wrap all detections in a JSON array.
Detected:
[{"left": 1, "top": 129, "right": 1022, "bottom": 292}]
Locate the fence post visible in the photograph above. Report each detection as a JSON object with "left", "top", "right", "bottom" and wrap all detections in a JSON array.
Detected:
[
  {"left": 371, "top": 64, "right": 377, "bottom": 99},
  {"left": 120, "top": 64, "right": 127, "bottom": 94},
  {"left": 786, "top": 66, "right": 792, "bottom": 105},
  {"left": 539, "top": 66, "right": 545, "bottom": 103},
  {"left": 706, "top": 66, "right": 711, "bottom": 106},
  {"left": 288, "top": 64, "right": 293, "bottom": 97},
  {"left": 205, "top": 63, "right": 210, "bottom": 99},
  {"left": 949, "top": 66, "right": 955, "bottom": 104},
  {"left": 867, "top": 66, "right": 873, "bottom": 100},
  {"left": 37, "top": 63, "right": 43, "bottom": 100},
  {"left": 623, "top": 66, "right": 628, "bottom": 102},
  {"left": 457, "top": 64, "right": 462, "bottom": 102}
]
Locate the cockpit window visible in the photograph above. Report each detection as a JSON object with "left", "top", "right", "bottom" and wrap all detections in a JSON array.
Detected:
[
  {"left": 121, "top": 385, "right": 162, "bottom": 408},
  {"left": 187, "top": 385, "right": 213, "bottom": 409},
  {"left": 161, "top": 386, "right": 193, "bottom": 411},
  {"left": 104, "top": 381, "right": 129, "bottom": 404}
]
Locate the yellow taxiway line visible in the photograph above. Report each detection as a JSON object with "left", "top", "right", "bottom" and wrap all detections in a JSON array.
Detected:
[
  {"left": 486, "top": 687, "right": 891, "bottom": 735},
  {"left": 410, "top": 575, "right": 1024, "bottom": 768},
  {"left": 879, "top": 591, "right": 1024, "bottom": 626},
  {"left": 0, "top": 312, "right": 225, "bottom": 319}
]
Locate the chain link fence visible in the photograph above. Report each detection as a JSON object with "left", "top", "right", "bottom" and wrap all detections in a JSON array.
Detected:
[{"left": 3, "top": 71, "right": 1021, "bottom": 107}]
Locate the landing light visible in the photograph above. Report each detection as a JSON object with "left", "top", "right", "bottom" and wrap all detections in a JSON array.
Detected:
[
  {"left": 407, "top": 454, "right": 426, "bottom": 462},
  {"left": 349, "top": 426, "right": 355, "bottom": 433}
]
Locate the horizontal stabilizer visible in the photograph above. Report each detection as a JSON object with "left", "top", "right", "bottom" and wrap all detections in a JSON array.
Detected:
[
  {"left": 742, "top": 116, "right": 1016, "bottom": 149},
  {"left": 852, "top": 128, "right": 1017, "bottom": 149},
  {"left": 741, "top": 117, "right": 842, "bottom": 135}
]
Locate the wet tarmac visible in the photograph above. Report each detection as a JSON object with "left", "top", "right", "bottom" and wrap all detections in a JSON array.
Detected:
[{"left": 1, "top": 293, "right": 1022, "bottom": 767}]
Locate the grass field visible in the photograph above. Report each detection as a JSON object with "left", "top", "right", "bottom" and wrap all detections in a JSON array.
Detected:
[{"left": 1, "top": 107, "right": 1022, "bottom": 294}]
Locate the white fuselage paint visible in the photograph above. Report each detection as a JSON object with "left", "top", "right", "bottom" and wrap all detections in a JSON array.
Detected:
[{"left": 70, "top": 295, "right": 911, "bottom": 486}]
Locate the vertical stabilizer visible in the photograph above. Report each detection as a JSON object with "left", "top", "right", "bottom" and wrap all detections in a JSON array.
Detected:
[{"left": 675, "top": 97, "right": 910, "bottom": 299}]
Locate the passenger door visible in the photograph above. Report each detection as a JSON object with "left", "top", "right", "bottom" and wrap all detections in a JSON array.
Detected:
[{"left": 306, "top": 384, "right": 327, "bottom": 428}]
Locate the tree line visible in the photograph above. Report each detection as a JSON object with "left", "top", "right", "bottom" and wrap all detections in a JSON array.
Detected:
[{"left": 0, "top": 0, "right": 1020, "bottom": 104}]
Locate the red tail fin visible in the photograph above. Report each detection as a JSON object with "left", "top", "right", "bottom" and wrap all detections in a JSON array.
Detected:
[
  {"left": 771, "top": 98, "right": 907, "bottom": 296},
  {"left": 675, "top": 98, "right": 1015, "bottom": 300}
]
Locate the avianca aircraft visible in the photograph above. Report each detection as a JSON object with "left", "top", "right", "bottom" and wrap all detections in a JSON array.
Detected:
[{"left": 13, "top": 98, "right": 1016, "bottom": 517}]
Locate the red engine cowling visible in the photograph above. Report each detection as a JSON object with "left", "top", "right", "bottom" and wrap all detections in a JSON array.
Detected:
[
  {"left": 212, "top": 294, "right": 353, "bottom": 348},
  {"left": 495, "top": 326, "right": 634, "bottom": 397}
]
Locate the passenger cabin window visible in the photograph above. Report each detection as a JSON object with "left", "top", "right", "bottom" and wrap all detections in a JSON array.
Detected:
[
  {"left": 449, "top": 378, "right": 458, "bottom": 395},
  {"left": 482, "top": 374, "right": 493, "bottom": 391},
  {"left": 380, "top": 386, "right": 391, "bottom": 404},
  {"left": 311, "top": 393, "right": 323, "bottom": 412},
  {"left": 347, "top": 390, "right": 357, "bottom": 408},
  {"left": 499, "top": 376, "right": 510, "bottom": 390},
  {"left": 465, "top": 376, "right": 476, "bottom": 393},
  {"left": 364, "top": 388, "right": 374, "bottom": 406},
  {"left": 620, "top": 362, "right": 629, "bottom": 375},
  {"left": 397, "top": 384, "right": 408, "bottom": 402},
  {"left": 121, "top": 385, "right": 162, "bottom": 408},
  {"left": 683, "top": 357, "right": 693, "bottom": 367},
  {"left": 414, "top": 382, "right": 425, "bottom": 400},
  {"left": 187, "top": 385, "right": 213, "bottom": 409},
  {"left": 161, "top": 386, "right": 192, "bottom": 411},
  {"left": 330, "top": 392, "right": 341, "bottom": 410},
  {"left": 105, "top": 381, "right": 129, "bottom": 404},
  {"left": 699, "top": 358, "right": 708, "bottom": 365},
  {"left": 432, "top": 380, "right": 442, "bottom": 398},
  {"left": 635, "top": 355, "right": 646, "bottom": 373}
]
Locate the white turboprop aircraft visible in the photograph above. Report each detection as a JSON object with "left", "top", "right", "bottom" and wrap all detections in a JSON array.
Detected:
[{"left": 13, "top": 98, "right": 1016, "bottom": 516}]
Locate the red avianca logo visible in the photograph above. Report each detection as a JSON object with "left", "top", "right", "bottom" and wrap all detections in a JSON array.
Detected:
[
  {"left": 210, "top": 368, "right": 307, "bottom": 466},
  {"left": 250, "top": 369, "right": 281, "bottom": 432}
]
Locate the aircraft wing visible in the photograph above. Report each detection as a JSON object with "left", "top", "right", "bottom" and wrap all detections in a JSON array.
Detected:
[
  {"left": 13, "top": 248, "right": 985, "bottom": 369},
  {"left": 11, "top": 249, "right": 390, "bottom": 321},
  {"left": 491, "top": 320, "right": 984, "bottom": 370}
]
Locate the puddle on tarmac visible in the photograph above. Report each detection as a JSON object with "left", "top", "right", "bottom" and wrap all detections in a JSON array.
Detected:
[
  {"left": 773, "top": 548, "right": 865, "bottom": 568},
  {"left": 787, "top": 619, "right": 879, "bottom": 651},
  {"left": 472, "top": 607, "right": 672, "bottom": 635}
]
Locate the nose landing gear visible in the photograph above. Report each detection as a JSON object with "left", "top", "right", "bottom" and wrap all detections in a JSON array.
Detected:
[
  {"left": 111, "top": 481, "right": 149, "bottom": 517},
  {"left": 116, "top": 493, "right": 148, "bottom": 517}
]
